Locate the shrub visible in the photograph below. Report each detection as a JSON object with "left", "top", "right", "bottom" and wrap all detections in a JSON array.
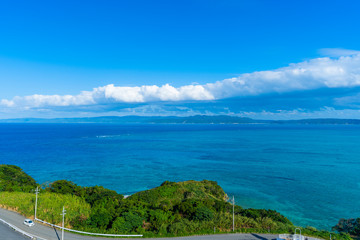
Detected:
[
  {"left": 333, "top": 218, "right": 360, "bottom": 236},
  {"left": 193, "top": 206, "right": 214, "bottom": 221},
  {"left": 0, "top": 165, "right": 36, "bottom": 192},
  {"left": 48, "top": 180, "right": 80, "bottom": 195}
]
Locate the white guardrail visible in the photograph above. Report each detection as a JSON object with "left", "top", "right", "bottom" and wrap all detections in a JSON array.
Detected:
[
  {"left": 278, "top": 234, "right": 323, "bottom": 240},
  {"left": 35, "top": 218, "right": 143, "bottom": 237},
  {"left": 0, "top": 218, "right": 46, "bottom": 240}
]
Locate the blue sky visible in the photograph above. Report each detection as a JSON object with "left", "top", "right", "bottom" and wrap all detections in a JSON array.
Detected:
[{"left": 1, "top": 0, "right": 360, "bottom": 119}]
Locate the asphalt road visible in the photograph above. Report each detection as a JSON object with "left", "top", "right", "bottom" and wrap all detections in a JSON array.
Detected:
[
  {"left": 0, "top": 207, "right": 278, "bottom": 240},
  {"left": 0, "top": 221, "right": 29, "bottom": 240}
]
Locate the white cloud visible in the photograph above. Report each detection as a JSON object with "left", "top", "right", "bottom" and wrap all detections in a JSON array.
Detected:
[
  {"left": 319, "top": 48, "right": 360, "bottom": 57},
  {"left": 2, "top": 52, "right": 360, "bottom": 109},
  {"left": 206, "top": 54, "right": 360, "bottom": 99},
  {"left": 1, "top": 84, "right": 215, "bottom": 108}
]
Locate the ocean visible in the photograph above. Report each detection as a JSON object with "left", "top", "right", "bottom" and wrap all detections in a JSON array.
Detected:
[{"left": 1, "top": 123, "right": 359, "bottom": 230}]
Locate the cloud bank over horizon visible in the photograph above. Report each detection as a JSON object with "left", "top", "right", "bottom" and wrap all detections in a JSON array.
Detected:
[{"left": 2, "top": 50, "right": 360, "bottom": 119}]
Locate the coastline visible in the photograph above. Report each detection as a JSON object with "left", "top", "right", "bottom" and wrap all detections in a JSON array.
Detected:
[{"left": 1, "top": 123, "right": 359, "bottom": 230}]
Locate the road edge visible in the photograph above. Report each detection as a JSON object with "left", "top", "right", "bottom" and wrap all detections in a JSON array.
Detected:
[{"left": 0, "top": 217, "right": 46, "bottom": 240}]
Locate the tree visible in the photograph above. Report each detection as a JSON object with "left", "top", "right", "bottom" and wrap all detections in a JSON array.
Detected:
[
  {"left": 0, "top": 165, "right": 36, "bottom": 192},
  {"left": 89, "top": 206, "right": 112, "bottom": 229},
  {"left": 333, "top": 218, "right": 360, "bottom": 236},
  {"left": 48, "top": 180, "right": 79, "bottom": 195},
  {"left": 193, "top": 206, "right": 214, "bottom": 221},
  {"left": 112, "top": 212, "right": 143, "bottom": 233}
]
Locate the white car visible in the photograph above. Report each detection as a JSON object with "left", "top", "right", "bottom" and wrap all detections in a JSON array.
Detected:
[{"left": 23, "top": 219, "right": 34, "bottom": 227}]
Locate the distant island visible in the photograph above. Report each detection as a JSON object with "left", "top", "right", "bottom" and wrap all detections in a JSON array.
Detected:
[
  {"left": 0, "top": 165, "right": 355, "bottom": 239},
  {"left": 1, "top": 115, "right": 360, "bottom": 125}
]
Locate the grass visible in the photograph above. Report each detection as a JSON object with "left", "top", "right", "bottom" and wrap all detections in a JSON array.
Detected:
[{"left": 0, "top": 191, "right": 91, "bottom": 227}]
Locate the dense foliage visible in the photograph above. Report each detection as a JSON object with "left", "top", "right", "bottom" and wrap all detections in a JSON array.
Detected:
[
  {"left": 333, "top": 218, "right": 360, "bottom": 236},
  {"left": 60, "top": 179, "right": 295, "bottom": 236},
  {"left": 0, "top": 165, "right": 352, "bottom": 239},
  {"left": 0, "top": 165, "right": 36, "bottom": 192}
]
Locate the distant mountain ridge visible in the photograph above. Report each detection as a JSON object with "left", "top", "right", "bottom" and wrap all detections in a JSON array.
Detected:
[{"left": 0, "top": 115, "right": 360, "bottom": 124}]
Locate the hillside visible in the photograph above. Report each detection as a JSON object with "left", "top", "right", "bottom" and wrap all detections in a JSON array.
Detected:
[
  {"left": 129, "top": 180, "right": 228, "bottom": 206},
  {"left": 0, "top": 115, "right": 257, "bottom": 124},
  {"left": 0, "top": 165, "right": 36, "bottom": 192},
  {"left": 0, "top": 115, "right": 360, "bottom": 124},
  {"left": 0, "top": 165, "right": 352, "bottom": 239}
]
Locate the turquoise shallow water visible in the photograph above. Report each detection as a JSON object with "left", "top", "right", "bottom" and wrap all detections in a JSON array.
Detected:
[{"left": 1, "top": 123, "right": 360, "bottom": 230}]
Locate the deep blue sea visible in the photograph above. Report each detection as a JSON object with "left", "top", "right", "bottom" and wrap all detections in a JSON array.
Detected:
[{"left": 1, "top": 123, "right": 360, "bottom": 230}]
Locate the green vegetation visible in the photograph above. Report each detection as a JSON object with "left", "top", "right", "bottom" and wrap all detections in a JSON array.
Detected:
[
  {"left": 0, "top": 165, "right": 36, "bottom": 192},
  {"left": 333, "top": 218, "right": 360, "bottom": 237},
  {"left": 0, "top": 191, "right": 91, "bottom": 227},
  {"left": 301, "top": 226, "right": 352, "bottom": 240},
  {"left": 0, "top": 165, "right": 352, "bottom": 239}
]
